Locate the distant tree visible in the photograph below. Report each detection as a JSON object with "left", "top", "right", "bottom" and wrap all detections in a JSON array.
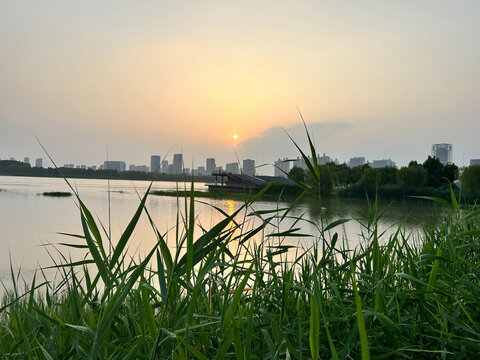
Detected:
[
  {"left": 461, "top": 165, "right": 480, "bottom": 190},
  {"left": 334, "top": 163, "right": 351, "bottom": 187},
  {"left": 348, "top": 165, "right": 368, "bottom": 185},
  {"left": 408, "top": 160, "right": 419, "bottom": 167},
  {"left": 0, "top": 160, "right": 32, "bottom": 175},
  {"left": 305, "top": 164, "right": 335, "bottom": 197},
  {"left": 360, "top": 167, "right": 379, "bottom": 190},
  {"left": 397, "top": 165, "right": 428, "bottom": 187},
  {"left": 288, "top": 166, "right": 305, "bottom": 183},
  {"left": 423, "top": 156, "right": 445, "bottom": 187},
  {"left": 444, "top": 163, "right": 458, "bottom": 183},
  {"left": 377, "top": 167, "right": 397, "bottom": 185}
]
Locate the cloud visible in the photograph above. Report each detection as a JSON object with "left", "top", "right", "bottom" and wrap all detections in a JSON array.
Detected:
[{"left": 236, "top": 121, "right": 353, "bottom": 167}]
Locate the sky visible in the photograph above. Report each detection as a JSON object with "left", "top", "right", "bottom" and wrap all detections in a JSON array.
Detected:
[{"left": 1, "top": 1, "right": 479, "bottom": 174}]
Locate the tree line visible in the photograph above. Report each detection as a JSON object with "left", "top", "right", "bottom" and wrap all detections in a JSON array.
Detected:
[{"left": 288, "top": 156, "right": 480, "bottom": 200}]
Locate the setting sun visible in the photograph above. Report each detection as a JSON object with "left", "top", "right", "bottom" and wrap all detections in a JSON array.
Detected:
[{"left": 233, "top": 134, "right": 238, "bottom": 140}]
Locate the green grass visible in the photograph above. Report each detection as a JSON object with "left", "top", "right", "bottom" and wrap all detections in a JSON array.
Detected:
[
  {"left": 1, "top": 129, "right": 480, "bottom": 359},
  {"left": 41, "top": 191, "right": 72, "bottom": 197}
]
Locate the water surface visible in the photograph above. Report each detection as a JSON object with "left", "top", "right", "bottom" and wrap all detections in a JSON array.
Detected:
[{"left": 0, "top": 176, "right": 445, "bottom": 285}]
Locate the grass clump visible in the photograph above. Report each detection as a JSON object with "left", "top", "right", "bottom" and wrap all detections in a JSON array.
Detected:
[{"left": 41, "top": 191, "right": 72, "bottom": 197}]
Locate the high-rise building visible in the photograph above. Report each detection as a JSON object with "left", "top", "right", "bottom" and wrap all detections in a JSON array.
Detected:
[
  {"left": 129, "top": 164, "right": 136, "bottom": 171},
  {"left": 24, "top": 157, "right": 30, "bottom": 164},
  {"left": 150, "top": 155, "right": 161, "bottom": 173},
  {"left": 317, "top": 154, "right": 331, "bottom": 165},
  {"left": 35, "top": 158, "right": 43, "bottom": 168},
  {"left": 168, "top": 164, "right": 174, "bottom": 174},
  {"left": 173, "top": 154, "right": 183, "bottom": 174},
  {"left": 242, "top": 159, "right": 255, "bottom": 176},
  {"left": 470, "top": 159, "right": 480, "bottom": 166},
  {"left": 431, "top": 143, "right": 452, "bottom": 165},
  {"left": 161, "top": 160, "right": 168, "bottom": 174},
  {"left": 348, "top": 157, "right": 366, "bottom": 168},
  {"left": 225, "top": 162, "right": 239, "bottom": 174},
  {"left": 104, "top": 161, "right": 126, "bottom": 171},
  {"left": 274, "top": 158, "right": 290, "bottom": 178},
  {"left": 196, "top": 166, "right": 206, "bottom": 175},
  {"left": 134, "top": 165, "right": 149, "bottom": 172},
  {"left": 206, "top": 158, "right": 216, "bottom": 174},
  {"left": 371, "top": 159, "right": 396, "bottom": 168},
  {"left": 293, "top": 157, "right": 306, "bottom": 170}
]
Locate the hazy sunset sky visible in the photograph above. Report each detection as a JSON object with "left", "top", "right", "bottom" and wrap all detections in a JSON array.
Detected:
[{"left": 1, "top": 1, "right": 479, "bottom": 172}]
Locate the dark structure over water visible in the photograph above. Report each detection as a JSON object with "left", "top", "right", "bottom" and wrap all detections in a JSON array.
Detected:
[{"left": 208, "top": 171, "right": 294, "bottom": 193}]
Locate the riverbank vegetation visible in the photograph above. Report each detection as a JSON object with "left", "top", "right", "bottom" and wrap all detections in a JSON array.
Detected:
[
  {"left": 1, "top": 132, "right": 480, "bottom": 358},
  {"left": 41, "top": 191, "right": 72, "bottom": 197},
  {"left": 287, "top": 158, "right": 480, "bottom": 202}
]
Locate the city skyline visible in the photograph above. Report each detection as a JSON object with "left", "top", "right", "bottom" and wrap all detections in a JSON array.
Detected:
[
  {"left": 2, "top": 140, "right": 472, "bottom": 177},
  {"left": 1, "top": 2, "right": 480, "bottom": 169}
]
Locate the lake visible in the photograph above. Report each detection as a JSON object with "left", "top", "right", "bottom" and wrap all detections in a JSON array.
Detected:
[{"left": 0, "top": 175, "right": 446, "bottom": 286}]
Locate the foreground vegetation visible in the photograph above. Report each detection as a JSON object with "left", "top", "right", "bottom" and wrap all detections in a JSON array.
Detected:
[{"left": 1, "top": 131, "right": 479, "bottom": 359}]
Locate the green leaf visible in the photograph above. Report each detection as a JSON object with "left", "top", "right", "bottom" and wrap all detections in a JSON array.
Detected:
[
  {"left": 324, "top": 218, "right": 350, "bottom": 232},
  {"left": 352, "top": 263, "right": 370, "bottom": 360},
  {"left": 309, "top": 295, "right": 320, "bottom": 360},
  {"left": 222, "top": 265, "right": 253, "bottom": 332}
]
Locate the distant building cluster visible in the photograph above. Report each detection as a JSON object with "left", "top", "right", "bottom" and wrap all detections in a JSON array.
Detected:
[
  {"left": 371, "top": 159, "right": 396, "bottom": 168},
  {"left": 291, "top": 154, "right": 338, "bottom": 171},
  {"left": 6, "top": 140, "right": 480, "bottom": 176},
  {"left": 103, "top": 161, "right": 126, "bottom": 172},
  {"left": 348, "top": 157, "right": 365, "bottom": 168}
]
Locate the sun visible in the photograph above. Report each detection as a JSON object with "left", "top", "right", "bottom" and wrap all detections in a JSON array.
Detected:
[{"left": 233, "top": 134, "right": 238, "bottom": 140}]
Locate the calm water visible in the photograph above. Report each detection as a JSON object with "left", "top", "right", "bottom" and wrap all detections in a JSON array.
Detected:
[{"left": 0, "top": 175, "right": 445, "bottom": 284}]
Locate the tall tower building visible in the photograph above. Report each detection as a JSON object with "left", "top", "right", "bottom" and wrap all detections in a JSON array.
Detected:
[
  {"left": 206, "top": 158, "right": 216, "bottom": 174},
  {"left": 173, "top": 154, "right": 183, "bottom": 174},
  {"left": 24, "top": 157, "right": 30, "bottom": 164},
  {"left": 150, "top": 155, "right": 161, "bottom": 173},
  {"left": 161, "top": 160, "right": 169, "bottom": 174},
  {"left": 274, "top": 158, "right": 290, "bottom": 178},
  {"left": 225, "top": 162, "right": 239, "bottom": 174},
  {"left": 242, "top": 159, "right": 255, "bottom": 176},
  {"left": 35, "top": 158, "right": 43, "bottom": 168},
  {"left": 431, "top": 143, "right": 453, "bottom": 165}
]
